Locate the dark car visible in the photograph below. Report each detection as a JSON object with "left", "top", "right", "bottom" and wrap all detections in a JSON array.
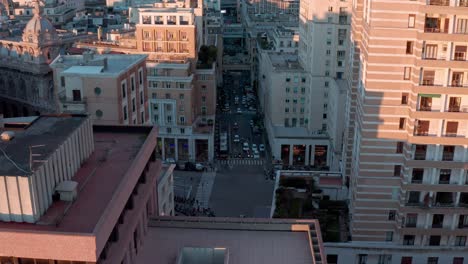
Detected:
[{"left": 184, "top": 162, "right": 197, "bottom": 171}]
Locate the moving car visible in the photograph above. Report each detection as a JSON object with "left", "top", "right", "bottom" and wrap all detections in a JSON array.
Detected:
[
  {"left": 243, "top": 142, "right": 249, "bottom": 151},
  {"left": 233, "top": 122, "right": 239, "bottom": 129},
  {"left": 253, "top": 150, "right": 260, "bottom": 159},
  {"left": 252, "top": 144, "right": 258, "bottom": 152},
  {"left": 259, "top": 144, "right": 265, "bottom": 152},
  {"left": 237, "top": 108, "right": 242, "bottom": 114},
  {"left": 234, "top": 134, "right": 240, "bottom": 142}
]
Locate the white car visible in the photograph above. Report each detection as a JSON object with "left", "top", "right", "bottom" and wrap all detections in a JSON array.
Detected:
[
  {"left": 237, "top": 108, "right": 242, "bottom": 114},
  {"left": 249, "top": 120, "right": 254, "bottom": 126},
  {"left": 234, "top": 135, "right": 240, "bottom": 142},
  {"left": 259, "top": 144, "right": 265, "bottom": 152},
  {"left": 252, "top": 144, "right": 258, "bottom": 152},
  {"left": 243, "top": 142, "right": 249, "bottom": 151},
  {"left": 253, "top": 150, "right": 260, "bottom": 159}
]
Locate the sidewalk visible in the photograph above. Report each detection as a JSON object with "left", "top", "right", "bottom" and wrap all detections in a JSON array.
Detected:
[{"left": 195, "top": 171, "right": 216, "bottom": 208}]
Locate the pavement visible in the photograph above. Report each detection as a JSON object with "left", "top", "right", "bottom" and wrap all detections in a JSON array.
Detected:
[{"left": 209, "top": 164, "right": 275, "bottom": 218}]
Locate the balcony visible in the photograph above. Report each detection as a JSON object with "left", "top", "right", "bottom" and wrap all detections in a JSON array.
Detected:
[
  {"left": 442, "top": 146, "right": 455, "bottom": 161},
  {"left": 460, "top": 0, "right": 468, "bottom": 7},
  {"left": 433, "top": 192, "right": 455, "bottom": 207},
  {"left": 428, "top": 0, "right": 450, "bottom": 5},
  {"left": 424, "top": 17, "right": 449, "bottom": 33},
  {"left": 414, "top": 152, "right": 427, "bottom": 160}
]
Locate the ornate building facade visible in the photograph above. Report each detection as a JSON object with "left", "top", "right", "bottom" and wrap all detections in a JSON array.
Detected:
[{"left": 0, "top": 0, "right": 93, "bottom": 117}]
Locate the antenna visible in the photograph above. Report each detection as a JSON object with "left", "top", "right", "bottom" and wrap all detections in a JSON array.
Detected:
[{"left": 29, "top": 145, "right": 47, "bottom": 171}]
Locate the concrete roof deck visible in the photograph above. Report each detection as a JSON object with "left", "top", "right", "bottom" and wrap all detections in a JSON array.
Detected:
[
  {"left": 53, "top": 54, "right": 147, "bottom": 76},
  {"left": 0, "top": 129, "right": 147, "bottom": 233},
  {"left": 137, "top": 217, "right": 323, "bottom": 264}
]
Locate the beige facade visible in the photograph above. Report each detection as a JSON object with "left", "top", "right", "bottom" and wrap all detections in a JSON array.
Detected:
[
  {"left": 75, "top": 0, "right": 216, "bottom": 162},
  {"left": 338, "top": 0, "right": 468, "bottom": 263},
  {"left": 50, "top": 53, "right": 149, "bottom": 125}
]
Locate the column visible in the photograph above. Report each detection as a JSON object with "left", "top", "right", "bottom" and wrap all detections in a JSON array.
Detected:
[
  {"left": 288, "top": 145, "right": 293, "bottom": 165},
  {"left": 174, "top": 138, "right": 178, "bottom": 161},
  {"left": 161, "top": 137, "right": 166, "bottom": 161},
  {"left": 305, "top": 145, "right": 310, "bottom": 166},
  {"left": 189, "top": 138, "right": 195, "bottom": 162}
]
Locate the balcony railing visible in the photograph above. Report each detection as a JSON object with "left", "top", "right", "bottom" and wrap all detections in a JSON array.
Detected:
[
  {"left": 433, "top": 201, "right": 454, "bottom": 207},
  {"left": 438, "top": 179, "right": 450, "bottom": 184},
  {"left": 420, "top": 80, "right": 444, "bottom": 86},
  {"left": 424, "top": 27, "right": 447, "bottom": 33},
  {"left": 428, "top": 0, "right": 450, "bottom": 5},
  {"left": 406, "top": 222, "right": 417, "bottom": 228},
  {"left": 448, "top": 106, "right": 461, "bottom": 112},
  {"left": 411, "top": 178, "right": 423, "bottom": 184},
  {"left": 419, "top": 106, "right": 433, "bottom": 111},
  {"left": 442, "top": 153, "right": 454, "bottom": 161},
  {"left": 406, "top": 201, "right": 424, "bottom": 207},
  {"left": 414, "top": 130, "right": 429, "bottom": 136},
  {"left": 432, "top": 223, "right": 443, "bottom": 228},
  {"left": 414, "top": 152, "right": 427, "bottom": 160}
]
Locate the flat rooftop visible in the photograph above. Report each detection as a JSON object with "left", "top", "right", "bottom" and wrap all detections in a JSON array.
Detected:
[
  {"left": 268, "top": 53, "right": 304, "bottom": 72},
  {"left": 0, "top": 127, "right": 149, "bottom": 233},
  {"left": 0, "top": 115, "right": 87, "bottom": 176},
  {"left": 136, "top": 217, "right": 324, "bottom": 264},
  {"left": 52, "top": 54, "right": 147, "bottom": 77}
]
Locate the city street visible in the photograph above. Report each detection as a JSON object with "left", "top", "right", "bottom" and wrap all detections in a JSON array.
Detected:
[{"left": 215, "top": 70, "right": 268, "bottom": 163}]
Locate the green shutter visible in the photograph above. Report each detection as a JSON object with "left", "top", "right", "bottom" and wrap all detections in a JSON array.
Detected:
[{"left": 418, "top": 94, "right": 441, "bottom": 98}]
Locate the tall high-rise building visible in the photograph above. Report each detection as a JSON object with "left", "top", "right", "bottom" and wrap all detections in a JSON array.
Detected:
[{"left": 328, "top": 0, "right": 468, "bottom": 263}]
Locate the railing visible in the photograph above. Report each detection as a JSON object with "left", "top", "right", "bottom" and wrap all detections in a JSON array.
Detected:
[
  {"left": 405, "top": 201, "right": 424, "bottom": 207},
  {"left": 448, "top": 106, "right": 461, "bottom": 112},
  {"left": 411, "top": 179, "right": 423, "bottom": 184},
  {"left": 414, "top": 130, "right": 429, "bottom": 136},
  {"left": 433, "top": 201, "right": 454, "bottom": 207},
  {"left": 442, "top": 153, "right": 455, "bottom": 161},
  {"left": 405, "top": 222, "right": 417, "bottom": 228},
  {"left": 420, "top": 80, "right": 444, "bottom": 86},
  {"left": 419, "top": 106, "right": 433, "bottom": 111},
  {"left": 459, "top": 202, "right": 468, "bottom": 208},
  {"left": 414, "top": 153, "right": 427, "bottom": 160},
  {"left": 438, "top": 179, "right": 450, "bottom": 184},
  {"left": 432, "top": 223, "right": 443, "bottom": 228},
  {"left": 424, "top": 27, "right": 447, "bottom": 33},
  {"left": 429, "top": 0, "right": 450, "bottom": 5}
]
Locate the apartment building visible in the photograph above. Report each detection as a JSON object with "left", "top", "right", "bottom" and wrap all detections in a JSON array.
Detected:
[
  {"left": 328, "top": 0, "right": 468, "bottom": 263},
  {"left": 0, "top": 115, "right": 170, "bottom": 263},
  {"left": 50, "top": 52, "right": 148, "bottom": 125},
  {"left": 76, "top": 0, "right": 217, "bottom": 163}
]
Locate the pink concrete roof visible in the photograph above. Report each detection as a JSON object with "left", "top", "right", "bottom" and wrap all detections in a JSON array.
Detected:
[
  {"left": 136, "top": 217, "right": 324, "bottom": 264},
  {"left": 0, "top": 131, "right": 146, "bottom": 233}
]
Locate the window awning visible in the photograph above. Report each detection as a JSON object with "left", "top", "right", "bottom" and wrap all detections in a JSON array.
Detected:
[{"left": 419, "top": 93, "right": 441, "bottom": 98}]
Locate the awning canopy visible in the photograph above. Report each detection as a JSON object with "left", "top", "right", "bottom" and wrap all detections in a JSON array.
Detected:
[{"left": 419, "top": 93, "right": 441, "bottom": 98}]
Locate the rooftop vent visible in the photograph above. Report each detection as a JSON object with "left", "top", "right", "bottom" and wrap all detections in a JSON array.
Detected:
[{"left": 55, "top": 181, "right": 78, "bottom": 202}]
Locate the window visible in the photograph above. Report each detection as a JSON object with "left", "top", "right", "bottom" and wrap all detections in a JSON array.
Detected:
[
  {"left": 326, "top": 49, "right": 331, "bottom": 55},
  {"left": 152, "top": 93, "right": 157, "bottom": 99},
  {"left": 180, "top": 128, "right": 185, "bottom": 134},
  {"left": 179, "top": 94, "right": 184, "bottom": 100},
  {"left": 323, "top": 113, "right": 327, "bottom": 119},
  {"left": 455, "top": 236, "right": 466, "bottom": 246},
  {"left": 167, "top": 115, "right": 172, "bottom": 124},
  {"left": 122, "top": 82, "right": 127, "bottom": 98},
  {"left": 179, "top": 116, "right": 185, "bottom": 124},
  {"left": 140, "top": 91, "right": 144, "bottom": 105},
  {"left": 403, "top": 235, "right": 415, "bottom": 245},
  {"left": 396, "top": 142, "right": 404, "bottom": 153},
  {"left": 378, "top": 255, "right": 392, "bottom": 264},
  {"left": 286, "top": 77, "right": 291, "bottom": 82},
  {"left": 165, "top": 93, "right": 171, "bottom": 99},
  {"left": 404, "top": 67, "right": 411, "bottom": 80},
  {"left": 336, "top": 72, "right": 344, "bottom": 79},
  {"left": 386, "top": 231, "right": 393, "bottom": 241},
  {"left": 202, "top": 96, "right": 206, "bottom": 103},
  {"left": 139, "top": 69, "right": 143, "bottom": 85},
  {"left": 428, "top": 257, "right": 438, "bottom": 264},
  {"left": 429, "top": 236, "right": 441, "bottom": 246},
  {"left": 325, "top": 71, "right": 330, "bottom": 76},
  {"left": 358, "top": 254, "right": 368, "bottom": 264},
  {"left": 399, "top": 118, "right": 406, "bottom": 129},
  {"left": 140, "top": 112, "right": 144, "bottom": 123},
  {"left": 401, "top": 257, "right": 413, "bottom": 264},
  {"left": 301, "top": 77, "right": 306, "bottom": 83},
  {"left": 401, "top": 93, "right": 409, "bottom": 104},
  {"left": 394, "top": 165, "right": 402, "bottom": 176},
  {"left": 286, "top": 87, "right": 290, "bottom": 93},
  {"left": 285, "top": 108, "right": 289, "bottom": 113},
  {"left": 406, "top": 213, "right": 417, "bottom": 227},
  {"left": 327, "top": 255, "right": 338, "bottom": 264},
  {"left": 131, "top": 76, "right": 135, "bottom": 91},
  {"left": 72, "top": 90, "right": 81, "bottom": 101},
  {"left": 388, "top": 210, "right": 396, "bottom": 220},
  {"left": 325, "top": 81, "right": 329, "bottom": 87},
  {"left": 284, "top": 118, "right": 289, "bottom": 127},
  {"left": 453, "top": 257, "right": 464, "bottom": 264},
  {"left": 123, "top": 106, "right": 128, "bottom": 120},
  {"left": 132, "top": 98, "right": 136, "bottom": 112},
  {"left": 408, "top": 15, "right": 416, "bottom": 28},
  {"left": 406, "top": 41, "right": 414, "bottom": 54},
  {"left": 301, "top": 87, "right": 306, "bottom": 94},
  {"left": 166, "top": 127, "right": 172, "bottom": 133},
  {"left": 60, "top": 76, "right": 65, "bottom": 86}
]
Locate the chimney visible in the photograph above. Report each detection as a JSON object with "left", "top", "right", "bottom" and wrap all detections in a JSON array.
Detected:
[{"left": 83, "top": 51, "right": 94, "bottom": 63}]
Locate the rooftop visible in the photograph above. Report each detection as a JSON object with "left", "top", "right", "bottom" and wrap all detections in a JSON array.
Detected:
[
  {"left": 268, "top": 53, "right": 304, "bottom": 71},
  {"left": 0, "top": 115, "right": 87, "bottom": 176},
  {"left": 51, "top": 53, "right": 147, "bottom": 77},
  {"left": 0, "top": 125, "right": 151, "bottom": 233},
  {"left": 136, "top": 216, "right": 325, "bottom": 264}
]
